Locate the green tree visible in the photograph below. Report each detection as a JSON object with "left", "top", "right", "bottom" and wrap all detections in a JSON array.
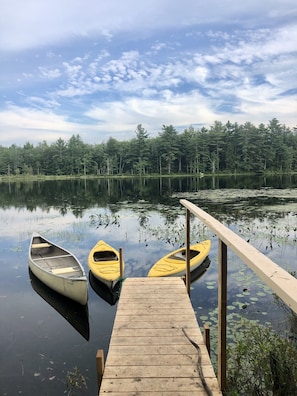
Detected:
[
  {"left": 8, "top": 144, "right": 23, "bottom": 174},
  {"left": 104, "top": 137, "right": 122, "bottom": 175},
  {"left": 22, "top": 142, "right": 35, "bottom": 174},
  {"left": 159, "top": 125, "right": 179, "bottom": 174},
  {"left": 179, "top": 126, "right": 197, "bottom": 174},
  {"left": 1, "top": 119, "right": 297, "bottom": 177},
  {"left": 208, "top": 121, "right": 226, "bottom": 173},
  {"left": 133, "top": 124, "right": 150, "bottom": 175},
  {"left": 35, "top": 141, "right": 51, "bottom": 175},
  {"left": 52, "top": 138, "right": 67, "bottom": 175},
  {"left": 239, "top": 122, "right": 259, "bottom": 172},
  {"left": 0, "top": 146, "right": 10, "bottom": 175},
  {"left": 198, "top": 127, "right": 211, "bottom": 173},
  {"left": 67, "top": 134, "right": 86, "bottom": 175},
  {"left": 225, "top": 121, "right": 241, "bottom": 173}
]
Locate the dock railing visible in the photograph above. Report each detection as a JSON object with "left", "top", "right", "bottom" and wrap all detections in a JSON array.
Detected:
[{"left": 180, "top": 199, "right": 297, "bottom": 391}]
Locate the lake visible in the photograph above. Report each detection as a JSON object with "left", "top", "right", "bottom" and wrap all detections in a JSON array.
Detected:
[{"left": 1, "top": 175, "right": 297, "bottom": 395}]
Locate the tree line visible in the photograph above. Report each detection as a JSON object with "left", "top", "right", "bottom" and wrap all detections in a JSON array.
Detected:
[{"left": 1, "top": 118, "right": 296, "bottom": 177}]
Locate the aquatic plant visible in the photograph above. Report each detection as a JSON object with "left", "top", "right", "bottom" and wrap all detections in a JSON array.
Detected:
[
  {"left": 66, "top": 367, "right": 88, "bottom": 395},
  {"left": 225, "top": 319, "right": 297, "bottom": 395},
  {"left": 89, "top": 212, "right": 120, "bottom": 228}
]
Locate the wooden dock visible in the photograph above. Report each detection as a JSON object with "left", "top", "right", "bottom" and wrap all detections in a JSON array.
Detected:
[{"left": 98, "top": 277, "right": 222, "bottom": 395}]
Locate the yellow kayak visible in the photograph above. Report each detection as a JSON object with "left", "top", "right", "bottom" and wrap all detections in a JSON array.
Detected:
[
  {"left": 148, "top": 240, "right": 211, "bottom": 277},
  {"left": 88, "top": 240, "right": 124, "bottom": 289}
]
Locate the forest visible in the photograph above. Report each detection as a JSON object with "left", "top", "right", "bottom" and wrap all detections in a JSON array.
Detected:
[{"left": 1, "top": 118, "right": 297, "bottom": 177}]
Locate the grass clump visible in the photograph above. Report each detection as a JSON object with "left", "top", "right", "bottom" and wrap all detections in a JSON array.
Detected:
[{"left": 226, "top": 319, "right": 297, "bottom": 395}]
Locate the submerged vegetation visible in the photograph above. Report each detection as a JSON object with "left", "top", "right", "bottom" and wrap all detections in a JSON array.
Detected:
[{"left": 66, "top": 367, "right": 88, "bottom": 395}]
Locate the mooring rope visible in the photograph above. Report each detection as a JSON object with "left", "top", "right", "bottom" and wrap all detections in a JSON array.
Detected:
[{"left": 182, "top": 327, "right": 213, "bottom": 396}]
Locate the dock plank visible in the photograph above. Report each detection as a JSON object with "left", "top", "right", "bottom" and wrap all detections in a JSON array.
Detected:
[{"left": 99, "top": 277, "right": 222, "bottom": 395}]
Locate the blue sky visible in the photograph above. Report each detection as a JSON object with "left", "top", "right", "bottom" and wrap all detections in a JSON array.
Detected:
[{"left": 1, "top": 0, "right": 296, "bottom": 146}]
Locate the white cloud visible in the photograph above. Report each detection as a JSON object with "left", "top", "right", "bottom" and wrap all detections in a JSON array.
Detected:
[
  {"left": 1, "top": 0, "right": 296, "bottom": 52},
  {"left": 0, "top": 105, "right": 78, "bottom": 145},
  {"left": 26, "top": 97, "right": 61, "bottom": 109},
  {"left": 85, "top": 92, "right": 226, "bottom": 134},
  {"left": 1, "top": 73, "right": 296, "bottom": 148},
  {"left": 0, "top": 1, "right": 296, "bottom": 147},
  {"left": 84, "top": 87, "right": 296, "bottom": 137},
  {"left": 38, "top": 67, "right": 61, "bottom": 79}
]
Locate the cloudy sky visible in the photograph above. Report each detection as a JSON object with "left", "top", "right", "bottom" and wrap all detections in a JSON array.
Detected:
[{"left": 1, "top": 1, "right": 296, "bottom": 146}]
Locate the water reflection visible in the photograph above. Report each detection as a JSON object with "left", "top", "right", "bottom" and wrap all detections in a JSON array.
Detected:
[
  {"left": 1, "top": 176, "right": 297, "bottom": 395},
  {"left": 29, "top": 269, "right": 90, "bottom": 341},
  {"left": 89, "top": 272, "right": 121, "bottom": 306},
  {"left": 190, "top": 257, "right": 211, "bottom": 283},
  {"left": 1, "top": 175, "right": 297, "bottom": 216}
]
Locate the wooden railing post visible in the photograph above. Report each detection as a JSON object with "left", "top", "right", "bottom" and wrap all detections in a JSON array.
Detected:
[
  {"left": 218, "top": 239, "right": 227, "bottom": 391},
  {"left": 119, "top": 247, "right": 124, "bottom": 279},
  {"left": 186, "top": 209, "right": 191, "bottom": 295}
]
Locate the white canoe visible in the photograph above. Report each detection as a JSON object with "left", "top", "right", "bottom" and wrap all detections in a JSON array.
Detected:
[{"left": 28, "top": 233, "right": 88, "bottom": 305}]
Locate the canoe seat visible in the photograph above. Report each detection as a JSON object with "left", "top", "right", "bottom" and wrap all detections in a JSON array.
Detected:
[
  {"left": 32, "top": 243, "right": 52, "bottom": 248},
  {"left": 52, "top": 267, "right": 77, "bottom": 275}
]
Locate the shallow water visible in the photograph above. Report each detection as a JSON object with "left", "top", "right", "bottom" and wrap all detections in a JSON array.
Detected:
[{"left": 1, "top": 176, "right": 297, "bottom": 395}]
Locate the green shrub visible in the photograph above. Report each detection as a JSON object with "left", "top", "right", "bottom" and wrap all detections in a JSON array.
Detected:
[{"left": 226, "top": 319, "right": 297, "bottom": 395}]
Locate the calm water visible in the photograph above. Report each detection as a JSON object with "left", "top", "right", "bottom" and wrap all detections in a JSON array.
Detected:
[{"left": 1, "top": 175, "right": 297, "bottom": 395}]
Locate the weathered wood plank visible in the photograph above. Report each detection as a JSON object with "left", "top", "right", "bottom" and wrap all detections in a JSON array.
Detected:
[
  {"left": 100, "top": 377, "right": 221, "bottom": 393},
  {"left": 109, "top": 335, "right": 207, "bottom": 346},
  {"left": 114, "top": 315, "right": 198, "bottom": 324},
  {"left": 104, "top": 362, "right": 217, "bottom": 379},
  {"left": 99, "top": 278, "right": 222, "bottom": 395},
  {"left": 111, "top": 327, "right": 203, "bottom": 338},
  {"left": 106, "top": 344, "right": 209, "bottom": 356},
  {"left": 121, "top": 277, "right": 183, "bottom": 284},
  {"left": 115, "top": 308, "right": 195, "bottom": 316},
  {"left": 105, "top": 354, "right": 212, "bottom": 368},
  {"left": 113, "top": 319, "right": 199, "bottom": 329},
  {"left": 99, "top": 392, "right": 223, "bottom": 396},
  {"left": 120, "top": 283, "right": 186, "bottom": 293},
  {"left": 118, "top": 300, "right": 193, "bottom": 308},
  {"left": 103, "top": 365, "right": 217, "bottom": 378}
]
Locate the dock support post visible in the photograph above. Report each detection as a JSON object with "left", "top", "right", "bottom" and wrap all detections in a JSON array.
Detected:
[
  {"left": 96, "top": 349, "right": 105, "bottom": 389},
  {"left": 203, "top": 323, "right": 210, "bottom": 355}
]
